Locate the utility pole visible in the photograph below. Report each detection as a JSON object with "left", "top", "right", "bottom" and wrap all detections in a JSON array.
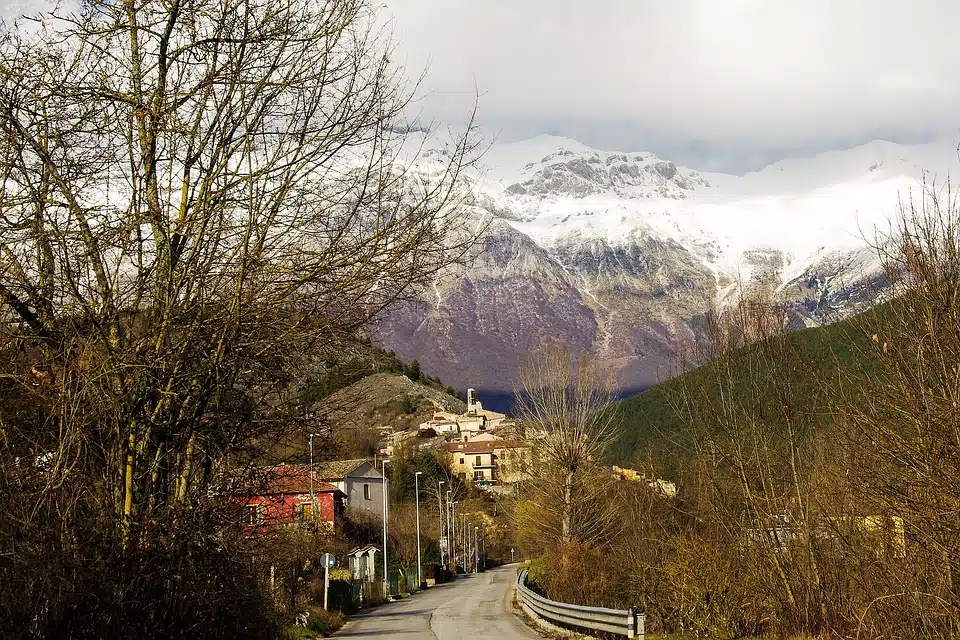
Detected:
[
  {"left": 381, "top": 460, "right": 390, "bottom": 599},
  {"left": 437, "top": 480, "right": 445, "bottom": 565},
  {"left": 415, "top": 471, "right": 423, "bottom": 589},
  {"left": 474, "top": 526, "right": 479, "bottom": 573}
]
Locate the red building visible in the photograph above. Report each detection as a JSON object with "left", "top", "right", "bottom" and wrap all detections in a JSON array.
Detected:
[{"left": 242, "top": 464, "right": 346, "bottom": 531}]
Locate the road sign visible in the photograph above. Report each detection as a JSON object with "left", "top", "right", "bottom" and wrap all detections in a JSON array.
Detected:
[{"left": 321, "top": 553, "right": 336, "bottom": 610}]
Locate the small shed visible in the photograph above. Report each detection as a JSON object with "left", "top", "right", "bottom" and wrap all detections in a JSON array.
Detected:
[{"left": 348, "top": 544, "right": 380, "bottom": 583}]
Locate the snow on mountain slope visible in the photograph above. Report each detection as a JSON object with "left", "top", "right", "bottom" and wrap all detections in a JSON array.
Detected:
[
  {"left": 375, "top": 133, "right": 958, "bottom": 392},
  {"left": 488, "top": 136, "right": 958, "bottom": 293}
]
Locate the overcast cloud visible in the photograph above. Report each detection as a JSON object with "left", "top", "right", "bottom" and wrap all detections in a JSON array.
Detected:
[
  {"left": 3, "top": 1, "right": 958, "bottom": 173},
  {"left": 386, "top": 0, "right": 960, "bottom": 173}
]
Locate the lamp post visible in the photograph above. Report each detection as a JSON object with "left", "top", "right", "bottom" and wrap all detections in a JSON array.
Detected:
[
  {"left": 482, "top": 527, "right": 486, "bottom": 569},
  {"left": 445, "top": 490, "right": 452, "bottom": 564},
  {"left": 463, "top": 515, "right": 468, "bottom": 572},
  {"left": 437, "top": 480, "right": 445, "bottom": 565},
  {"left": 414, "top": 471, "right": 423, "bottom": 589},
  {"left": 474, "top": 526, "right": 479, "bottom": 573},
  {"left": 451, "top": 501, "right": 458, "bottom": 569},
  {"left": 381, "top": 460, "right": 390, "bottom": 599}
]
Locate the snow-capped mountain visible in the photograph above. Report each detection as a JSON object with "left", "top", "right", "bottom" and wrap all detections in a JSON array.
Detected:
[{"left": 374, "top": 133, "right": 959, "bottom": 392}]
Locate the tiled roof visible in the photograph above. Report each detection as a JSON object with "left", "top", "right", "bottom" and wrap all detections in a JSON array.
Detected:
[
  {"left": 313, "top": 458, "right": 370, "bottom": 480},
  {"left": 258, "top": 465, "right": 344, "bottom": 495}
]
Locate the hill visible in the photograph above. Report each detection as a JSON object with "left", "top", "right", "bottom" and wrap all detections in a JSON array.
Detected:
[
  {"left": 319, "top": 372, "right": 466, "bottom": 458},
  {"left": 260, "top": 338, "right": 467, "bottom": 463},
  {"left": 608, "top": 303, "right": 891, "bottom": 472}
]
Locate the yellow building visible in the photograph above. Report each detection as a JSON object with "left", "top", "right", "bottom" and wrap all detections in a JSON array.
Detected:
[{"left": 445, "top": 440, "right": 532, "bottom": 486}]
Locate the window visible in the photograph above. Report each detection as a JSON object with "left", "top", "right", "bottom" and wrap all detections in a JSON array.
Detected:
[
  {"left": 363, "top": 484, "right": 371, "bottom": 500},
  {"left": 459, "top": 457, "right": 465, "bottom": 465},
  {"left": 243, "top": 504, "right": 263, "bottom": 526},
  {"left": 294, "top": 502, "right": 314, "bottom": 523},
  {"left": 475, "top": 455, "right": 482, "bottom": 466},
  {"left": 474, "top": 470, "right": 485, "bottom": 481}
]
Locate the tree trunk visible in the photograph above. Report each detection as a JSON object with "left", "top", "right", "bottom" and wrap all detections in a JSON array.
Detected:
[{"left": 561, "top": 468, "right": 574, "bottom": 544}]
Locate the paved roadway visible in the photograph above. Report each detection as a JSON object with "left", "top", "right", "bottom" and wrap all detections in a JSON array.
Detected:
[{"left": 333, "top": 564, "right": 540, "bottom": 640}]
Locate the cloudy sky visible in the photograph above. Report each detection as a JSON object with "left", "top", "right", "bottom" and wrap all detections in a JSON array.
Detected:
[
  {"left": 386, "top": 0, "right": 960, "bottom": 173},
  {"left": 4, "top": 1, "right": 958, "bottom": 173}
]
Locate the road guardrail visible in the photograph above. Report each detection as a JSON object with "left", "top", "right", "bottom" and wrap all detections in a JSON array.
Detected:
[{"left": 516, "top": 569, "right": 644, "bottom": 638}]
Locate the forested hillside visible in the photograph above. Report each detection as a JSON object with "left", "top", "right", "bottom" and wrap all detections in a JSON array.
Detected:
[{"left": 608, "top": 302, "right": 888, "bottom": 471}]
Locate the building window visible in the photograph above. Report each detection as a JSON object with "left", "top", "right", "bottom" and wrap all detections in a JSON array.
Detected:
[
  {"left": 243, "top": 504, "right": 263, "bottom": 525},
  {"left": 475, "top": 455, "right": 482, "bottom": 466},
  {"left": 474, "top": 470, "right": 485, "bottom": 481},
  {"left": 294, "top": 502, "right": 314, "bottom": 523},
  {"left": 363, "top": 484, "right": 371, "bottom": 500},
  {"left": 460, "top": 457, "right": 465, "bottom": 465}
]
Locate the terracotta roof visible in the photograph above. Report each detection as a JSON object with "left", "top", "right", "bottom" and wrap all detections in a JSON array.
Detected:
[
  {"left": 313, "top": 458, "right": 370, "bottom": 480},
  {"left": 258, "top": 465, "right": 344, "bottom": 495}
]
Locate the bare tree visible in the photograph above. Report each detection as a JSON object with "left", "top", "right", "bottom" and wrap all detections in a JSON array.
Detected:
[
  {"left": 0, "top": 0, "right": 481, "bottom": 634},
  {"left": 835, "top": 177, "right": 960, "bottom": 635},
  {"left": 514, "top": 340, "right": 619, "bottom": 545}
]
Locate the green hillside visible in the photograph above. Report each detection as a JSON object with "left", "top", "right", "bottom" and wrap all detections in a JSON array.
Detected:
[{"left": 608, "top": 305, "right": 890, "bottom": 470}]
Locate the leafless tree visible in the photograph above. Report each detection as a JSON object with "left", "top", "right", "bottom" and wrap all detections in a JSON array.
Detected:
[
  {"left": 0, "top": 0, "right": 482, "bottom": 634},
  {"left": 514, "top": 340, "right": 620, "bottom": 545},
  {"left": 835, "top": 177, "right": 960, "bottom": 636}
]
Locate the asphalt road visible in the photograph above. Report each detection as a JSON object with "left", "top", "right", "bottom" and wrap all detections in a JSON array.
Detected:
[{"left": 333, "top": 564, "right": 540, "bottom": 640}]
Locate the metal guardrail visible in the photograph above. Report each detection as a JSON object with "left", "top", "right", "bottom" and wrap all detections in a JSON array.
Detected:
[{"left": 516, "top": 569, "right": 644, "bottom": 638}]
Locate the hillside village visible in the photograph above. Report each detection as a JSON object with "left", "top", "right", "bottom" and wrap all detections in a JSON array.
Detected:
[
  {"left": 245, "top": 387, "right": 536, "bottom": 534},
  {"left": 240, "top": 377, "right": 677, "bottom": 558}
]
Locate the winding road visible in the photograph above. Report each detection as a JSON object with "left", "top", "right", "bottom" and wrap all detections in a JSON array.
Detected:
[{"left": 333, "top": 564, "right": 539, "bottom": 639}]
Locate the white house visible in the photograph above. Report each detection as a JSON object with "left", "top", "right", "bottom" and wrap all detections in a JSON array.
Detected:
[
  {"left": 418, "top": 412, "right": 461, "bottom": 435},
  {"left": 313, "top": 459, "right": 389, "bottom": 517}
]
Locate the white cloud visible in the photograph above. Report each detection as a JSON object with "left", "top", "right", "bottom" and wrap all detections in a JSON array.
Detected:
[
  {"left": 386, "top": 0, "right": 960, "bottom": 171},
  {"left": 4, "top": 1, "right": 958, "bottom": 172}
]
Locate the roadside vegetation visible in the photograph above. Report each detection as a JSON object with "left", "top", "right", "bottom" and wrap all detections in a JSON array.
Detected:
[
  {"left": 514, "top": 181, "right": 960, "bottom": 639},
  {"left": 0, "top": 0, "right": 481, "bottom": 637}
]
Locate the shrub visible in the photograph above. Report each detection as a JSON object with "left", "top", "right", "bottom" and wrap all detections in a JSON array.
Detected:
[
  {"left": 309, "top": 576, "right": 357, "bottom": 614},
  {"left": 282, "top": 626, "right": 316, "bottom": 640},
  {"left": 306, "top": 607, "right": 345, "bottom": 636},
  {"left": 329, "top": 568, "right": 352, "bottom": 581}
]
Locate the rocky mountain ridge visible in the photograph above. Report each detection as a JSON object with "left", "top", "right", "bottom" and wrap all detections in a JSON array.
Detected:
[{"left": 374, "top": 134, "right": 958, "bottom": 391}]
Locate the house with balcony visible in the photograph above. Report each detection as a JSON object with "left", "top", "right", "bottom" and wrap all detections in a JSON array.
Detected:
[{"left": 444, "top": 439, "right": 532, "bottom": 487}]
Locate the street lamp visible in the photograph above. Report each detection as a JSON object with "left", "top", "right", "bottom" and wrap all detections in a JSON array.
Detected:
[
  {"left": 381, "top": 459, "right": 390, "bottom": 599},
  {"left": 474, "top": 526, "right": 479, "bottom": 573},
  {"left": 482, "top": 526, "right": 486, "bottom": 569},
  {"left": 451, "top": 501, "right": 458, "bottom": 569},
  {"left": 437, "top": 480, "right": 445, "bottom": 565},
  {"left": 462, "top": 515, "right": 468, "bottom": 572},
  {"left": 414, "top": 471, "right": 423, "bottom": 589},
  {"left": 308, "top": 432, "right": 323, "bottom": 521},
  {"left": 445, "top": 490, "right": 452, "bottom": 564}
]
